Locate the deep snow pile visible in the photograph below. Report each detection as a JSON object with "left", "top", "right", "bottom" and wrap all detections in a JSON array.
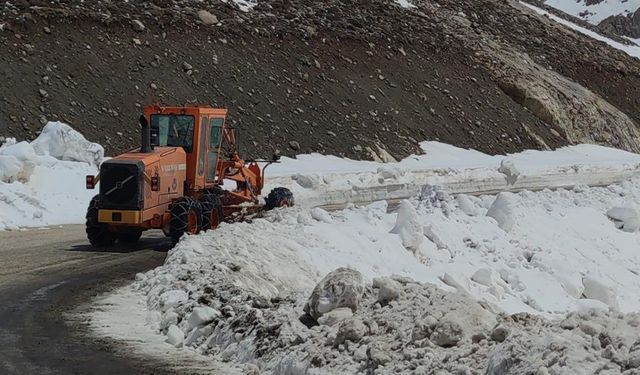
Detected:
[
  {"left": 265, "top": 141, "right": 640, "bottom": 209},
  {"left": 132, "top": 177, "right": 640, "bottom": 373},
  {"left": 139, "top": 267, "right": 640, "bottom": 374},
  {"left": 4, "top": 120, "right": 640, "bottom": 229},
  {"left": 0, "top": 122, "right": 103, "bottom": 230}
]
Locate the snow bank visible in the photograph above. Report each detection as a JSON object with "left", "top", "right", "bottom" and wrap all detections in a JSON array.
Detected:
[
  {"left": 125, "top": 176, "right": 640, "bottom": 373},
  {"left": 265, "top": 141, "right": 640, "bottom": 209},
  {"left": 0, "top": 122, "right": 103, "bottom": 230},
  {"left": 4, "top": 118, "right": 640, "bottom": 231},
  {"left": 134, "top": 175, "right": 640, "bottom": 321}
]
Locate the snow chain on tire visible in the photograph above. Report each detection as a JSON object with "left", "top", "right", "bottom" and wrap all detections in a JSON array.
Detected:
[
  {"left": 199, "top": 194, "right": 224, "bottom": 231},
  {"left": 169, "top": 197, "right": 202, "bottom": 243}
]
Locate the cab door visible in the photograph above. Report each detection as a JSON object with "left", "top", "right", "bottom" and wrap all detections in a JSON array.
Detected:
[
  {"left": 206, "top": 118, "right": 224, "bottom": 183},
  {"left": 196, "top": 115, "right": 208, "bottom": 189}
]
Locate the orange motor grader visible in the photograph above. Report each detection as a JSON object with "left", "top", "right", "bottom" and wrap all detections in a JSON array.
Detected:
[{"left": 85, "top": 104, "right": 293, "bottom": 246}]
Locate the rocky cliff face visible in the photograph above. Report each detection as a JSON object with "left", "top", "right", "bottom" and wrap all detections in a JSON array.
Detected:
[
  {"left": 1, "top": 0, "right": 639, "bottom": 158},
  {"left": 599, "top": 9, "right": 640, "bottom": 39},
  {"left": 416, "top": 0, "right": 640, "bottom": 152}
]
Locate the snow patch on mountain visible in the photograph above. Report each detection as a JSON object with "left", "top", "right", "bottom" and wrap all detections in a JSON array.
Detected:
[
  {"left": 543, "top": 0, "right": 640, "bottom": 24},
  {"left": 523, "top": 2, "right": 640, "bottom": 58}
]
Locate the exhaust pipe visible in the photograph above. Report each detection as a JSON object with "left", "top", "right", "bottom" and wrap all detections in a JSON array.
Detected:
[{"left": 139, "top": 115, "right": 152, "bottom": 153}]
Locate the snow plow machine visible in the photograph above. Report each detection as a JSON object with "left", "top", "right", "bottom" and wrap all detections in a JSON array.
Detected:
[{"left": 84, "top": 104, "right": 293, "bottom": 246}]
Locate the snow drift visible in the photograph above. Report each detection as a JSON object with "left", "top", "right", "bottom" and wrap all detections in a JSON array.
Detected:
[
  {"left": 0, "top": 122, "right": 103, "bottom": 230},
  {"left": 110, "top": 175, "right": 640, "bottom": 373},
  {"left": 4, "top": 120, "right": 640, "bottom": 230}
]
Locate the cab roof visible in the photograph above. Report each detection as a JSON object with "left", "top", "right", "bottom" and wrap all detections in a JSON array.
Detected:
[{"left": 143, "top": 105, "right": 227, "bottom": 117}]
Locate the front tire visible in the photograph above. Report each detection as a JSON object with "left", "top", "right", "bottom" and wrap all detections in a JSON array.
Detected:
[
  {"left": 264, "top": 187, "right": 294, "bottom": 210},
  {"left": 169, "top": 197, "right": 202, "bottom": 243},
  {"left": 86, "top": 195, "right": 115, "bottom": 247}
]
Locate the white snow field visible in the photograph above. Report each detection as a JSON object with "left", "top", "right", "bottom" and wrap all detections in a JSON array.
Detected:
[
  {"left": 3, "top": 122, "right": 640, "bottom": 231},
  {"left": 4, "top": 123, "right": 640, "bottom": 372},
  {"left": 0, "top": 122, "right": 103, "bottom": 230},
  {"left": 100, "top": 177, "right": 640, "bottom": 374},
  {"left": 265, "top": 141, "right": 640, "bottom": 209}
]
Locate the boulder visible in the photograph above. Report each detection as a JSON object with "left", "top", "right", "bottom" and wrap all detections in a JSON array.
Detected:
[
  {"left": 197, "top": 10, "right": 218, "bottom": 25},
  {"left": 304, "top": 268, "right": 365, "bottom": 320},
  {"left": 334, "top": 318, "right": 368, "bottom": 345},
  {"left": 373, "top": 277, "right": 402, "bottom": 305}
]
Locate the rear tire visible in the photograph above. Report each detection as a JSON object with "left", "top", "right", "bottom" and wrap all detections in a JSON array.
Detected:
[
  {"left": 199, "top": 194, "right": 224, "bottom": 231},
  {"left": 169, "top": 197, "right": 201, "bottom": 243},
  {"left": 86, "top": 195, "right": 115, "bottom": 247},
  {"left": 264, "top": 187, "right": 294, "bottom": 210},
  {"left": 117, "top": 230, "right": 143, "bottom": 244}
]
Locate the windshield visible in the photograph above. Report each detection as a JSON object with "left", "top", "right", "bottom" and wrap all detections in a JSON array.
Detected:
[{"left": 150, "top": 114, "right": 195, "bottom": 152}]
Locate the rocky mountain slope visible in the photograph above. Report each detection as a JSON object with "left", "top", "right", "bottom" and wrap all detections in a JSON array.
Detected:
[{"left": 1, "top": 0, "right": 640, "bottom": 159}]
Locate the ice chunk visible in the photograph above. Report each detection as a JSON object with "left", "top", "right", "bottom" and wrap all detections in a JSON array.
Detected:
[
  {"left": 186, "top": 306, "right": 221, "bottom": 330},
  {"left": 498, "top": 158, "right": 520, "bottom": 185},
  {"left": 377, "top": 165, "right": 405, "bottom": 180},
  {"left": 486, "top": 192, "right": 519, "bottom": 232},
  {"left": 0, "top": 155, "right": 23, "bottom": 182},
  {"left": 159, "top": 290, "right": 188, "bottom": 312},
  {"left": 296, "top": 211, "right": 314, "bottom": 226},
  {"left": 456, "top": 194, "right": 478, "bottom": 216},
  {"left": 606, "top": 206, "right": 640, "bottom": 232},
  {"left": 165, "top": 324, "right": 184, "bottom": 347},
  {"left": 390, "top": 200, "right": 424, "bottom": 250},
  {"left": 471, "top": 268, "right": 507, "bottom": 298},
  {"left": 334, "top": 318, "right": 368, "bottom": 345},
  {"left": 292, "top": 173, "right": 320, "bottom": 189},
  {"left": 317, "top": 307, "right": 353, "bottom": 326},
  {"left": 373, "top": 277, "right": 402, "bottom": 305},
  {"left": 582, "top": 275, "right": 619, "bottom": 310},
  {"left": 160, "top": 310, "right": 179, "bottom": 330},
  {"left": 310, "top": 207, "right": 333, "bottom": 223},
  {"left": 0, "top": 141, "right": 37, "bottom": 161}
]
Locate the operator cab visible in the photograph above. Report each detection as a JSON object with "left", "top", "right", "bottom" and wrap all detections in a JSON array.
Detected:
[
  {"left": 142, "top": 105, "right": 230, "bottom": 191},
  {"left": 150, "top": 114, "right": 196, "bottom": 152}
]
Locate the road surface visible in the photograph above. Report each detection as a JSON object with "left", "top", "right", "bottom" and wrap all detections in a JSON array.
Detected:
[{"left": 0, "top": 225, "right": 177, "bottom": 375}]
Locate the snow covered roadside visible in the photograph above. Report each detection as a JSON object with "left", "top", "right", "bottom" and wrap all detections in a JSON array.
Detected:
[
  {"left": 106, "top": 176, "right": 640, "bottom": 374},
  {"left": 3, "top": 121, "right": 640, "bottom": 231},
  {"left": 0, "top": 122, "right": 103, "bottom": 230},
  {"left": 264, "top": 142, "right": 640, "bottom": 209},
  {"left": 88, "top": 286, "right": 244, "bottom": 374}
]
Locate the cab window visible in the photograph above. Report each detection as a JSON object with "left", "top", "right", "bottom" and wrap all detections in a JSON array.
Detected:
[
  {"left": 206, "top": 118, "right": 224, "bottom": 182},
  {"left": 209, "top": 118, "right": 223, "bottom": 148},
  {"left": 198, "top": 116, "right": 208, "bottom": 176},
  {"left": 150, "top": 114, "right": 195, "bottom": 152}
]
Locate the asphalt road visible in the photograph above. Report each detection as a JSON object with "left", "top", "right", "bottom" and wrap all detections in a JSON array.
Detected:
[{"left": 0, "top": 225, "right": 175, "bottom": 375}]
